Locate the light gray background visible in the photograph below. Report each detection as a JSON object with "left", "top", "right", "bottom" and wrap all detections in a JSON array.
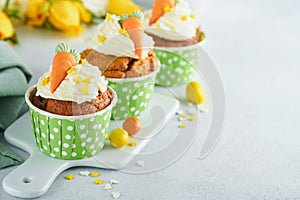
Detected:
[{"left": 1, "top": 0, "right": 300, "bottom": 199}]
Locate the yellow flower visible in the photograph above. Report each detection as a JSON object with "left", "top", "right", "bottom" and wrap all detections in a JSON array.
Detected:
[
  {"left": 74, "top": 2, "right": 91, "bottom": 24},
  {"left": 25, "top": 0, "right": 47, "bottom": 26},
  {"left": 48, "top": 0, "right": 82, "bottom": 35},
  {"left": 0, "top": 11, "right": 15, "bottom": 40}
]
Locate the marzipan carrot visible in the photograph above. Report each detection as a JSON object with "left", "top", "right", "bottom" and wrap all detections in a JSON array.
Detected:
[
  {"left": 50, "top": 52, "right": 76, "bottom": 93},
  {"left": 121, "top": 13, "right": 144, "bottom": 58},
  {"left": 149, "top": 0, "right": 176, "bottom": 25}
]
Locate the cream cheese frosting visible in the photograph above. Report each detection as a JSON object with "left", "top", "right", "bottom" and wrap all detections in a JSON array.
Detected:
[
  {"left": 37, "top": 62, "right": 108, "bottom": 104},
  {"left": 143, "top": 1, "right": 199, "bottom": 41},
  {"left": 86, "top": 13, "right": 154, "bottom": 59}
]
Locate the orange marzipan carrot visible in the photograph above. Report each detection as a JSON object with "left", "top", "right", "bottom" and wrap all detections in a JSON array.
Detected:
[
  {"left": 149, "top": 0, "right": 176, "bottom": 25},
  {"left": 122, "top": 17, "right": 143, "bottom": 58},
  {"left": 50, "top": 52, "right": 76, "bottom": 93}
]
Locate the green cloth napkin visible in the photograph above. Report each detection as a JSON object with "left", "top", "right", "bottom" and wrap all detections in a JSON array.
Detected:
[{"left": 0, "top": 41, "right": 32, "bottom": 168}]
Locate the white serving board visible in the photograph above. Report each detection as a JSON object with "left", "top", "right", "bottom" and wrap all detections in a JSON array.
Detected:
[{"left": 2, "top": 93, "right": 179, "bottom": 199}]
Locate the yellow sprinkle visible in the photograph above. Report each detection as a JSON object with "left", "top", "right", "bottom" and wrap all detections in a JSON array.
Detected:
[
  {"left": 106, "top": 13, "right": 112, "bottom": 21},
  {"left": 163, "top": 5, "right": 171, "bottom": 13},
  {"left": 119, "top": 28, "right": 130, "bottom": 38},
  {"left": 95, "top": 179, "right": 104, "bottom": 184},
  {"left": 81, "top": 87, "right": 89, "bottom": 95},
  {"left": 155, "top": 22, "right": 161, "bottom": 28},
  {"left": 128, "top": 141, "right": 137, "bottom": 147},
  {"left": 90, "top": 172, "right": 100, "bottom": 177},
  {"left": 65, "top": 174, "right": 74, "bottom": 180},
  {"left": 164, "top": 94, "right": 171, "bottom": 97},
  {"left": 41, "top": 76, "right": 50, "bottom": 86},
  {"left": 67, "top": 67, "right": 76, "bottom": 74},
  {"left": 179, "top": 114, "right": 187, "bottom": 119},
  {"left": 98, "top": 35, "right": 107, "bottom": 43},
  {"left": 181, "top": 15, "right": 188, "bottom": 21},
  {"left": 84, "top": 78, "right": 91, "bottom": 84},
  {"left": 81, "top": 58, "right": 86, "bottom": 64},
  {"left": 188, "top": 116, "right": 196, "bottom": 121},
  {"left": 74, "top": 76, "right": 83, "bottom": 83},
  {"left": 178, "top": 123, "right": 186, "bottom": 128},
  {"left": 190, "top": 14, "right": 196, "bottom": 19}
]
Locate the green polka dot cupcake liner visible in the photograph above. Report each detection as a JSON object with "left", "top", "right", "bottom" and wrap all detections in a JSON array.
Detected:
[
  {"left": 25, "top": 86, "right": 117, "bottom": 160},
  {"left": 107, "top": 69, "right": 159, "bottom": 120},
  {"left": 154, "top": 43, "right": 202, "bottom": 87}
]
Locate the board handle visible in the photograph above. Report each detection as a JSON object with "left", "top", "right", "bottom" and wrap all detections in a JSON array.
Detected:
[{"left": 2, "top": 152, "right": 69, "bottom": 198}]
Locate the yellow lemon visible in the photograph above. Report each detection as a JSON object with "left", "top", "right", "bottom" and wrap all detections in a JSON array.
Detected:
[
  {"left": 107, "top": 0, "right": 141, "bottom": 16},
  {"left": 48, "top": 0, "right": 80, "bottom": 32},
  {"left": 109, "top": 128, "right": 129, "bottom": 148},
  {"left": 0, "top": 11, "right": 14, "bottom": 40},
  {"left": 186, "top": 81, "right": 206, "bottom": 105}
]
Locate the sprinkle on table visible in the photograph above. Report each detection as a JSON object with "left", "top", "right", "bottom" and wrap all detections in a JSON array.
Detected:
[
  {"left": 90, "top": 171, "right": 100, "bottom": 177},
  {"left": 104, "top": 183, "right": 112, "bottom": 190},
  {"left": 163, "top": 5, "right": 171, "bottom": 13},
  {"left": 128, "top": 141, "right": 137, "bottom": 147},
  {"left": 65, "top": 174, "right": 74, "bottom": 180},
  {"left": 136, "top": 160, "right": 144, "bottom": 167},
  {"left": 110, "top": 179, "right": 120, "bottom": 185},
  {"left": 112, "top": 191, "right": 121, "bottom": 199},
  {"left": 95, "top": 179, "right": 104, "bottom": 185},
  {"left": 178, "top": 123, "right": 186, "bottom": 128},
  {"left": 79, "top": 171, "right": 90, "bottom": 176},
  {"left": 188, "top": 116, "right": 196, "bottom": 121}
]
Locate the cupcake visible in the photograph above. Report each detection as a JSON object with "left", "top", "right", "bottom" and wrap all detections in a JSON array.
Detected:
[
  {"left": 83, "top": 11, "right": 160, "bottom": 120},
  {"left": 143, "top": 0, "right": 205, "bottom": 86},
  {"left": 25, "top": 43, "right": 117, "bottom": 160}
]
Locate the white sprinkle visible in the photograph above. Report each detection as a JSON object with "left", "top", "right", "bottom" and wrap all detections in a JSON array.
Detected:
[
  {"left": 187, "top": 107, "right": 197, "bottom": 115},
  {"left": 136, "top": 160, "right": 144, "bottom": 167},
  {"left": 110, "top": 179, "right": 119, "bottom": 185},
  {"left": 111, "top": 192, "right": 120, "bottom": 199},
  {"left": 104, "top": 183, "right": 112, "bottom": 190},
  {"left": 79, "top": 171, "right": 90, "bottom": 176}
]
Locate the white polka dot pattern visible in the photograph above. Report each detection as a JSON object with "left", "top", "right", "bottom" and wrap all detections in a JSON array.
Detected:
[
  {"left": 108, "top": 74, "right": 156, "bottom": 120},
  {"left": 29, "top": 107, "right": 112, "bottom": 160},
  {"left": 154, "top": 47, "right": 201, "bottom": 86}
]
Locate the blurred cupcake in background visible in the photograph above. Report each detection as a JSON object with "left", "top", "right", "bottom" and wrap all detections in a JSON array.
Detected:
[{"left": 143, "top": 0, "right": 205, "bottom": 86}]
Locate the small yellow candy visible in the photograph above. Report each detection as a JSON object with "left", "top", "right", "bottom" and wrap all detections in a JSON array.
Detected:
[
  {"left": 190, "top": 14, "right": 196, "bottom": 19},
  {"left": 186, "top": 81, "right": 206, "bottom": 105},
  {"left": 90, "top": 172, "right": 100, "bottom": 177},
  {"left": 128, "top": 141, "right": 137, "bottom": 147},
  {"left": 109, "top": 128, "right": 129, "bottom": 148},
  {"left": 65, "top": 174, "right": 74, "bottom": 180},
  {"left": 178, "top": 123, "right": 186, "bottom": 128},
  {"left": 119, "top": 28, "right": 130, "bottom": 38},
  {"left": 95, "top": 179, "right": 104, "bottom": 184}
]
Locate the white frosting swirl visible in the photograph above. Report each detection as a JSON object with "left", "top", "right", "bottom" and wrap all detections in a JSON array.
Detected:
[
  {"left": 86, "top": 14, "right": 154, "bottom": 59},
  {"left": 82, "top": 0, "right": 108, "bottom": 17},
  {"left": 37, "top": 62, "right": 108, "bottom": 104},
  {"left": 143, "top": 1, "right": 199, "bottom": 41}
]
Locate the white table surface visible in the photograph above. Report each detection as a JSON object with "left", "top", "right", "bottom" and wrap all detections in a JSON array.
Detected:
[{"left": 1, "top": 0, "right": 300, "bottom": 199}]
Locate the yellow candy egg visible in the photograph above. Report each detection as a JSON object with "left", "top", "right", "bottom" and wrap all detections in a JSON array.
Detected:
[
  {"left": 186, "top": 81, "right": 206, "bottom": 105},
  {"left": 109, "top": 128, "right": 129, "bottom": 148}
]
